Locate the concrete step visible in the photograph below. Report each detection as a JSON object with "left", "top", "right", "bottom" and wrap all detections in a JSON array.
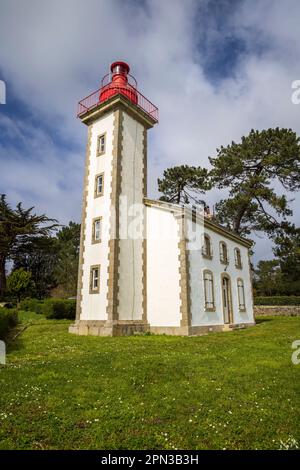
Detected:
[{"left": 222, "top": 324, "right": 232, "bottom": 332}]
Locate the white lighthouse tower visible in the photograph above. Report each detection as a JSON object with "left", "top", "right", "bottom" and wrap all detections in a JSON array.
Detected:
[{"left": 70, "top": 61, "right": 158, "bottom": 336}]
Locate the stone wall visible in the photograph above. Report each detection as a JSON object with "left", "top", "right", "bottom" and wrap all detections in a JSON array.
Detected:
[{"left": 254, "top": 306, "right": 300, "bottom": 317}]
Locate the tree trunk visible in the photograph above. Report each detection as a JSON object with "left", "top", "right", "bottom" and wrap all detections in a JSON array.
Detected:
[
  {"left": 233, "top": 166, "right": 264, "bottom": 233},
  {"left": 0, "top": 255, "right": 6, "bottom": 298},
  {"left": 233, "top": 200, "right": 250, "bottom": 234}
]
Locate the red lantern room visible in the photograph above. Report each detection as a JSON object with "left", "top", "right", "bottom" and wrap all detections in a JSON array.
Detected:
[
  {"left": 77, "top": 61, "right": 158, "bottom": 123},
  {"left": 99, "top": 61, "right": 138, "bottom": 105}
]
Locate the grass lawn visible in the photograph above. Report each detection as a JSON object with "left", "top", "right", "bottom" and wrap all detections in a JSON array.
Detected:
[{"left": 0, "top": 312, "right": 299, "bottom": 450}]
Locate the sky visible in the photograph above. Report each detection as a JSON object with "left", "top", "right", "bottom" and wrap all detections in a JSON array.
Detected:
[{"left": 0, "top": 0, "right": 299, "bottom": 263}]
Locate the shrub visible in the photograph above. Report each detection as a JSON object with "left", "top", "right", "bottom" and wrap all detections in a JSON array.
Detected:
[
  {"left": 18, "top": 298, "right": 76, "bottom": 319},
  {"left": 0, "top": 307, "right": 18, "bottom": 340},
  {"left": 42, "top": 299, "right": 76, "bottom": 319},
  {"left": 7, "top": 268, "right": 33, "bottom": 302},
  {"left": 19, "top": 298, "right": 44, "bottom": 314},
  {"left": 254, "top": 296, "right": 300, "bottom": 306}
]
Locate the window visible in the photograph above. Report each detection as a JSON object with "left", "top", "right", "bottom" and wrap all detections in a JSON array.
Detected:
[
  {"left": 220, "top": 241, "right": 228, "bottom": 264},
  {"left": 237, "top": 278, "right": 246, "bottom": 311},
  {"left": 234, "top": 248, "right": 242, "bottom": 269},
  {"left": 90, "top": 265, "right": 100, "bottom": 294},
  {"left": 92, "top": 218, "right": 102, "bottom": 244},
  {"left": 203, "top": 270, "right": 215, "bottom": 311},
  {"left": 202, "top": 234, "right": 212, "bottom": 258},
  {"left": 97, "top": 134, "right": 106, "bottom": 155},
  {"left": 95, "top": 173, "right": 104, "bottom": 197}
]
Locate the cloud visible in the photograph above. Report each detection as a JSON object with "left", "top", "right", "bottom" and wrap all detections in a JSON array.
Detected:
[
  {"left": 0, "top": 113, "right": 83, "bottom": 223},
  {"left": 0, "top": 0, "right": 299, "bottom": 262}
]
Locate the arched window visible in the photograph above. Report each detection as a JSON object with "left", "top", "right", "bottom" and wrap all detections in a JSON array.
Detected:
[
  {"left": 203, "top": 270, "right": 215, "bottom": 311},
  {"left": 220, "top": 241, "right": 228, "bottom": 264},
  {"left": 237, "top": 278, "right": 246, "bottom": 311},
  {"left": 234, "top": 248, "right": 242, "bottom": 269},
  {"left": 202, "top": 233, "right": 212, "bottom": 258}
]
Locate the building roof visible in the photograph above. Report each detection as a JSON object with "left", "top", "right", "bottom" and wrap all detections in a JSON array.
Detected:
[{"left": 144, "top": 198, "right": 253, "bottom": 248}]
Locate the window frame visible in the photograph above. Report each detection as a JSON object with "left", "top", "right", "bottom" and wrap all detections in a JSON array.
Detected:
[
  {"left": 97, "top": 133, "right": 106, "bottom": 156},
  {"left": 92, "top": 217, "right": 102, "bottom": 244},
  {"left": 234, "top": 247, "right": 242, "bottom": 269},
  {"left": 90, "top": 265, "right": 100, "bottom": 294},
  {"left": 202, "top": 233, "right": 213, "bottom": 259},
  {"left": 219, "top": 241, "right": 229, "bottom": 265},
  {"left": 203, "top": 269, "right": 215, "bottom": 311},
  {"left": 237, "top": 277, "right": 246, "bottom": 311},
  {"left": 94, "top": 172, "right": 104, "bottom": 198}
]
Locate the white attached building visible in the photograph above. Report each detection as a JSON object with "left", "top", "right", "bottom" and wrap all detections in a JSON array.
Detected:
[{"left": 69, "top": 61, "right": 255, "bottom": 337}]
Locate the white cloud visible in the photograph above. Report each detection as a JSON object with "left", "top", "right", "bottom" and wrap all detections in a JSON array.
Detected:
[
  {"left": 0, "top": 114, "right": 83, "bottom": 223},
  {"left": 0, "top": 0, "right": 299, "bottom": 262}
]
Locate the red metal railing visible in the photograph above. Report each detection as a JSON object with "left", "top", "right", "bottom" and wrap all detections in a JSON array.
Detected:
[{"left": 77, "top": 83, "right": 158, "bottom": 122}]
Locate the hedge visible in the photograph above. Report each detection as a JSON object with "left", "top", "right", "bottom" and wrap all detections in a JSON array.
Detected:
[
  {"left": 42, "top": 299, "right": 76, "bottom": 320},
  {"left": 254, "top": 296, "right": 300, "bottom": 306},
  {"left": 19, "top": 298, "right": 76, "bottom": 319},
  {"left": 0, "top": 307, "right": 18, "bottom": 340},
  {"left": 19, "top": 298, "right": 44, "bottom": 314}
]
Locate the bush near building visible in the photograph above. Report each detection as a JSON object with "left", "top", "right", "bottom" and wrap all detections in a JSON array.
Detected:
[{"left": 42, "top": 299, "right": 76, "bottom": 319}]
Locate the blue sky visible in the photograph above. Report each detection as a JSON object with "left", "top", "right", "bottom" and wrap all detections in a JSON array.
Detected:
[{"left": 0, "top": 0, "right": 299, "bottom": 262}]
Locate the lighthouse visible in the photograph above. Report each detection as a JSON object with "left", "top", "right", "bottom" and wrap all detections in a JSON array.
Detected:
[
  {"left": 70, "top": 61, "right": 158, "bottom": 336},
  {"left": 70, "top": 61, "right": 254, "bottom": 337}
]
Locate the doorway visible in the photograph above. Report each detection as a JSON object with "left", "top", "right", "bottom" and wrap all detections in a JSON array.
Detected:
[{"left": 221, "top": 274, "right": 232, "bottom": 324}]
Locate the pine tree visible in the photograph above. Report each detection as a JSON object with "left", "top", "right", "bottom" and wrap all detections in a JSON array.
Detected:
[
  {"left": 158, "top": 165, "right": 210, "bottom": 205},
  {"left": 0, "top": 195, "right": 58, "bottom": 297},
  {"left": 209, "top": 128, "right": 300, "bottom": 236}
]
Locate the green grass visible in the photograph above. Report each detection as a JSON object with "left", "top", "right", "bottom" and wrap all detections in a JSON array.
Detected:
[{"left": 0, "top": 313, "right": 299, "bottom": 450}]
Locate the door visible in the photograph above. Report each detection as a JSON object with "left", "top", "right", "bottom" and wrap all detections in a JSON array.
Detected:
[{"left": 222, "top": 276, "right": 231, "bottom": 324}]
